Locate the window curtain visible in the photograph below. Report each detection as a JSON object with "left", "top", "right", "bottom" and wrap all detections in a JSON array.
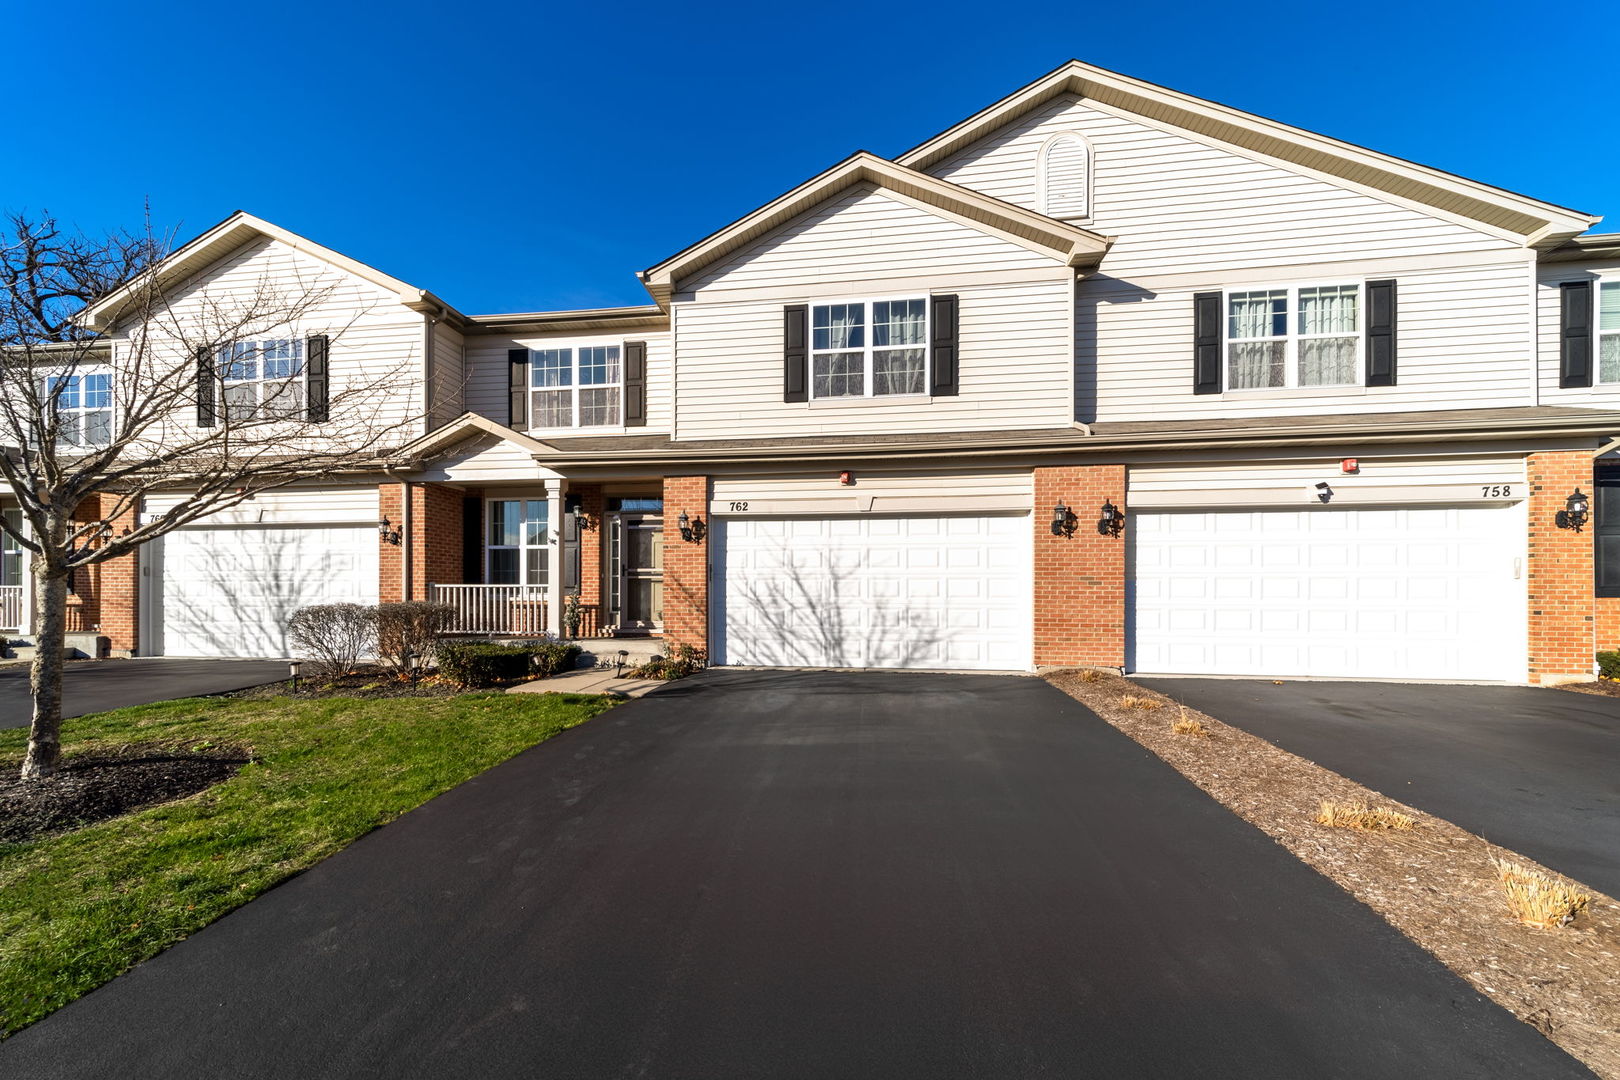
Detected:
[
  {"left": 1601, "top": 283, "right": 1620, "bottom": 384},
  {"left": 1298, "top": 286, "right": 1359, "bottom": 386},
  {"left": 1227, "top": 291, "right": 1286, "bottom": 389}
]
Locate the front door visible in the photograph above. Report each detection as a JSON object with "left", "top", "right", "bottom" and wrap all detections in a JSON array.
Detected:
[{"left": 616, "top": 514, "right": 664, "bottom": 629}]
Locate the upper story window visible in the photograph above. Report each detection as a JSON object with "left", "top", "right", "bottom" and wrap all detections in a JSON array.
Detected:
[
  {"left": 530, "top": 346, "right": 620, "bottom": 428},
  {"left": 1038, "top": 133, "right": 1091, "bottom": 220},
  {"left": 486, "top": 498, "right": 548, "bottom": 587},
  {"left": 221, "top": 338, "right": 304, "bottom": 421},
  {"left": 46, "top": 373, "right": 112, "bottom": 447},
  {"left": 811, "top": 298, "right": 927, "bottom": 398},
  {"left": 1600, "top": 282, "right": 1620, "bottom": 383},
  {"left": 1227, "top": 283, "right": 1361, "bottom": 390}
]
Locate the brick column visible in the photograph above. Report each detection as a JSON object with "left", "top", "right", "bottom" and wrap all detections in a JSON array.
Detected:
[
  {"left": 378, "top": 483, "right": 466, "bottom": 602},
  {"left": 1033, "top": 464, "right": 1127, "bottom": 669},
  {"left": 1527, "top": 451, "right": 1597, "bottom": 684},
  {"left": 99, "top": 500, "right": 141, "bottom": 656},
  {"left": 576, "top": 484, "right": 606, "bottom": 637},
  {"left": 378, "top": 484, "right": 403, "bottom": 602},
  {"left": 662, "top": 475, "right": 709, "bottom": 654}
]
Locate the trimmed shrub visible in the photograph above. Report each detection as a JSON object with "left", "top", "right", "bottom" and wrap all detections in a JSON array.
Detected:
[
  {"left": 287, "top": 604, "right": 375, "bottom": 676},
  {"left": 631, "top": 643, "right": 707, "bottom": 681},
  {"left": 435, "top": 642, "right": 535, "bottom": 688},
  {"left": 531, "top": 641, "right": 582, "bottom": 678},
  {"left": 1598, "top": 650, "right": 1620, "bottom": 680},
  {"left": 375, "top": 601, "right": 456, "bottom": 677}
]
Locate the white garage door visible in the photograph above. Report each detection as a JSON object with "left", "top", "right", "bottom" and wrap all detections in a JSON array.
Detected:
[
  {"left": 714, "top": 515, "right": 1032, "bottom": 671},
  {"left": 154, "top": 526, "right": 379, "bottom": 657},
  {"left": 1131, "top": 504, "right": 1524, "bottom": 681}
]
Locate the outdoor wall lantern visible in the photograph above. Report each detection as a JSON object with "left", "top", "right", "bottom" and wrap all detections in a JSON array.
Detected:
[
  {"left": 1051, "top": 501, "right": 1077, "bottom": 538},
  {"left": 377, "top": 517, "right": 402, "bottom": 546},
  {"left": 1097, "top": 499, "right": 1123, "bottom": 537},
  {"left": 678, "top": 511, "right": 707, "bottom": 543},
  {"left": 1557, "top": 489, "right": 1590, "bottom": 532}
]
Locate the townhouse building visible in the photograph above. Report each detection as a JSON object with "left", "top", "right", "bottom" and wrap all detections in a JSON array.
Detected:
[{"left": 7, "top": 60, "right": 1619, "bottom": 684}]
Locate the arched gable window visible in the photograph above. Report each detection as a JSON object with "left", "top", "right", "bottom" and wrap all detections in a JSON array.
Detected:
[{"left": 1038, "top": 133, "right": 1091, "bottom": 220}]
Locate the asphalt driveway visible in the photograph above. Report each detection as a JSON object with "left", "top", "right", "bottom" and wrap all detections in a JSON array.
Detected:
[
  {"left": 0, "top": 658, "right": 289, "bottom": 727},
  {"left": 1141, "top": 678, "right": 1620, "bottom": 899},
  {"left": 0, "top": 671, "right": 1591, "bottom": 1078}
]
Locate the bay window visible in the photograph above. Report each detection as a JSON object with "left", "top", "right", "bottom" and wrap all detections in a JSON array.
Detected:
[
  {"left": 1227, "top": 283, "right": 1361, "bottom": 390},
  {"left": 221, "top": 339, "right": 305, "bottom": 421},
  {"left": 811, "top": 297, "right": 928, "bottom": 398},
  {"left": 529, "top": 346, "right": 620, "bottom": 428},
  {"left": 486, "top": 498, "right": 549, "bottom": 587},
  {"left": 46, "top": 373, "right": 112, "bottom": 447}
]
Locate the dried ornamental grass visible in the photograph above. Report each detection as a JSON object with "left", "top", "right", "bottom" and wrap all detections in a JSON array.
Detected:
[
  {"left": 1495, "top": 859, "right": 1591, "bottom": 930},
  {"left": 1171, "top": 712, "right": 1210, "bottom": 738},
  {"left": 1077, "top": 668, "right": 1103, "bottom": 683},
  {"left": 1316, "top": 800, "right": 1416, "bottom": 831},
  {"left": 1118, "top": 695, "right": 1162, "bottom": 711}
]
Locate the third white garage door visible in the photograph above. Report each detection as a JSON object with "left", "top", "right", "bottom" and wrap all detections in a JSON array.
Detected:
[
  {"left": 713, "top": 514, "right": 1032, "bottom": 671},
  {"left": 1130, "top": 504, "right": 1524, "bottom": 681}
]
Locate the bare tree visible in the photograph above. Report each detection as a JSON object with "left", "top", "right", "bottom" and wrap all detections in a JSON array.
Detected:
[{"left": 0, "top": 209, "right": 420, "bottom": 779}]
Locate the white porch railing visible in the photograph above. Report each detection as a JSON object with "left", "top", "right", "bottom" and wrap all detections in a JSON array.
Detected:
[
  {"left": 0, "top": 586, "right": 22, "bottom": 632},
  {"left": 430, "top": 584, "right": 549, "bottom": 636}
]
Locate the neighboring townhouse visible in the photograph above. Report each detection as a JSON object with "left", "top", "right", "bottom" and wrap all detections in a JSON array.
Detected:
[{"left": 5, "top": 59, "right": 1619, "bottom": 684}]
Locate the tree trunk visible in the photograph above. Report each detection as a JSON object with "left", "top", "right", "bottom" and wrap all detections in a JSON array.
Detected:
[{"left": 20, "top": 570, "right": 70, "bottom": 780}]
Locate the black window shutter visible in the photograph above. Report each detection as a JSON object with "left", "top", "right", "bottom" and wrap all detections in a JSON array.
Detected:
[
  {"left": 623, "top": 340, "right": 647, "bottom": 426},
  {"left": 305, "top": 334, "right": 330, "bottom": 421},
  {"left": 562, "top": 503, "right": 581, "bottom": 592},
  {"left": 508, "top": 348, "right": 529, "bottom": 427},
  {"left": 1192, "top": 291, "right": 1221, "bottom": 394},
  {"left": 783, "top": 305, "right": 808, "bottom": 403},
  {"left": 461, "top": 497, "right": 483, "bottom": 583},
  {"left": 930, "top": 293, "right": 959, "bottom": 397},
  {"left": 196, "top": 347, "right": 217, "bottom": 427},
  {"left": 1365, "top": 279, "right": 1398, "bottom": 387},
  {"left": 1560, "top": 281, "right": 1594, "bottom": 388}
]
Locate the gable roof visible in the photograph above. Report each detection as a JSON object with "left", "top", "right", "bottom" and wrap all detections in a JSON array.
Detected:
[
  {"left": 897, "top": 60, "right": 1598, "bottom": 247},
  {"left": 391, "top": 411, "right": 559, "bottom": 464},
  {"left": 79, "top": 211, "right": 468, "bottom": 331},
  {"left": 638, "top": 152, "right": 1113, "bottom": 306}
]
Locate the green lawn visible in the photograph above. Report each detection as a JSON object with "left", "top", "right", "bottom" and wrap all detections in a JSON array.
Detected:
[{"left": 0, "top": 690, "right": 618, "bottom": 1037}]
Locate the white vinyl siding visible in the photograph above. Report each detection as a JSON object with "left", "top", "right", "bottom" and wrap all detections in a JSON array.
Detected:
[
  {"left": 678, "top": 185, "right": 1055, "bottom": 299},
  {"left": 1083, "top": 260, "right": 1535, "bottom": 422},
  {"left": 928, "top": 94, "right": 1516, "bottom": 280},
  {"left": 1535, "top": 261, "right": 1620, "bottom": 402},
  {"left": 675, "top": 279, "right": 1071, "bottom": 439},
  {"left": 1038, "top": 132, "right": 1090, "bottom": 219},
  {"left": 143, "top": 484, "right": 381, "bottom": 527},
  {"left": 428, "top": 320, "right": 466, "bottom": 428},
  {"left": 462, "top": 330, "right": 672, "bottom": 434}
]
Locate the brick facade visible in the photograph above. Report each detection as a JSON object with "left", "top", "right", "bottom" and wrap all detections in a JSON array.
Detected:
[
  {"left": 661, "top": 475, "right": 709, "bottom": 653},
  {"left": 1032, "top": 464, "right": 1127, "bottom": 669},
  {"left": 379, "top": 483, "right": 463, "bottom": 602},
  {"left": 1526, "top": 450, "right": 1600, "bottom": 684},
  {"left": 573, "top": 484, "right": 607, "bottom": 637}
]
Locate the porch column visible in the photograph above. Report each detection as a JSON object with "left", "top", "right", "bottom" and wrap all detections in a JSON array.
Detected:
[
  {"left": 1033, "top": 464, "right": 1127, "bottom": 670},
  {"left": 547, "top": 481, "right": 566, "bottom": 639}
]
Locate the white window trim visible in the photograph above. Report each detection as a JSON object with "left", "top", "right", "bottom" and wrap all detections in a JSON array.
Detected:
[
  {"left": 807, "top": 295, "right": 931, "bottom": 402},
  {"left": 219, "top": 337, "right": 307, "bottom": 422},
  {"left": 484, "top": 496, "right": 550, "bottom": 587},
  {"left": 1222, "top": 280, "right": 1365, "bottom": 392},
  {"left": 41, "top": 367, "right": 114, "bottom": 448},
  {"left": 1598, "top": 276, "right": 1620, "bottom": 386},
  {"left": 524, "top": 340, "right": 626, "bottom": 432},
  {"left": 1035, "top": 131, "right": 1093, "bottom": 222}
]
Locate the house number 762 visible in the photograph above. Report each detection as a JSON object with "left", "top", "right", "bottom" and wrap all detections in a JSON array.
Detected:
[
  {"left": 1480, "top": 485, "right": 1512, "bottom": 498},
  {"left": 728, "top": 501, "right": 750, "bottom": 512}
]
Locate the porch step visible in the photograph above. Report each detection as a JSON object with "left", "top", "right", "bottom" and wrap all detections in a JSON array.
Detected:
[{"left": 570, "top": 637, "right": 666, "bottom": 672}]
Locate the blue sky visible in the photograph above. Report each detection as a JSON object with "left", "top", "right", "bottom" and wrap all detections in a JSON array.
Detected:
[{"left": 8, "top": 0, "right": 1614, "bottom": 314}]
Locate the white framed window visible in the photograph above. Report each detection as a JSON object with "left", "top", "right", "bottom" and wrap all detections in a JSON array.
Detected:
[
  {"left": 45, "top": 372, "right": 112, "bottom": 447},
  {"left": 486, "top": 498, "right": 549, "bottom": 586},
  {"left": 810, "top": 297, "right": 928, "bottom": 399},
  {"left": 1038, "top": 132, "right": 1091, "bottom": 220},
  {"left": 528, "top": 345, "right": 620, "bottom": 428},
  {"left": 1226, "top": 283, "right": 1361, "bottom": 390},
  {"left": 1600, "top": 281, "right": 1620, "bottom": 385},
  {"left": 220, "top": 339, "right": 305, "bottom": 421},
  {"left": 1, "top": 508, "right": 21, "bottom": 589}
]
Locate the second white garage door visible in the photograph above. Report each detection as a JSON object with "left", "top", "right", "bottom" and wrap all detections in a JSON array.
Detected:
[
  {"left": 1130, "top": 504, "right": 1524, "bottom": 681},
  {"left": 153, "top": 525, "right": 379, "bottom": 657},
  {"left": 714, "top": 515, "right": 1032, "bottom": 671}
]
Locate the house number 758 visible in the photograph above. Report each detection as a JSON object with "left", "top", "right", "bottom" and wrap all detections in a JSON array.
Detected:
[{"left": 1480, "top": 485, "right": 1512, "bottom": 498}]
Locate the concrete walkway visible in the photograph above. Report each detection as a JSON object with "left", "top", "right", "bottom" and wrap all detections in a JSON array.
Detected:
[
  {"left": 0, "top": 671, "right": 1592, "bottom": 1078},
  {"left": 508, "top": 666, "right": 669, "bottom": 698}
]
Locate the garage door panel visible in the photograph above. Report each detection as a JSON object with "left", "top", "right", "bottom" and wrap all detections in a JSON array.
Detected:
[
  {"left": 717, "top": 514, "right": 1031, "bottom": 671},
  {"left": 1131, "top": 505, "right": 1522, "bottom": 681},
  {"left": 159, "top": 526, "right": 379, "bottom": 658}
]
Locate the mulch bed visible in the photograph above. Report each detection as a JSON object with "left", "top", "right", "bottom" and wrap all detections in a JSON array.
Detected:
[
  {"left": 1047, "top": 669, "right": 1620, "bottom": 1080},
  {"left": 231, "top": 666, "right": 461, "bottom": 701},
  {"left": 0, "top": 743, "right": 250, "bottom": 845},
  {"left": 1556, "top": 681, "right": 1620, "bottom": 698}
]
